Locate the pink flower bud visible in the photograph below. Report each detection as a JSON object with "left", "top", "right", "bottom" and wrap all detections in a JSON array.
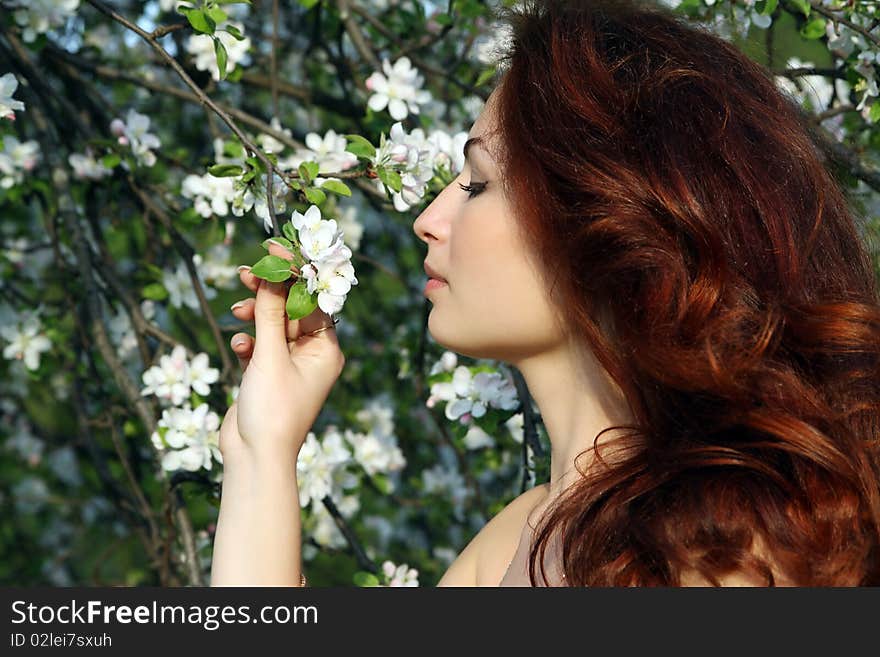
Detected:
[{"left": 110, "top": 118, "right": 126, "bottom": 137}]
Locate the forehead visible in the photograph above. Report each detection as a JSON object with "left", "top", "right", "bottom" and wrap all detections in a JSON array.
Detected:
[{"left": 467, "top": 91, "right": 502, "bottom": 157}]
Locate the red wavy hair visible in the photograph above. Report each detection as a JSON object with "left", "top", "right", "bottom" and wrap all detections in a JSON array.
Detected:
[{"left": 490, "top": 0, "right": 880, "bottom": 585}]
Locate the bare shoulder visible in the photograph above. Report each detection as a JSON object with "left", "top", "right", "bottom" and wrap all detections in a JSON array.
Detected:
[{"left": 437, "top": 482, "right": 550, "bottom": 587}]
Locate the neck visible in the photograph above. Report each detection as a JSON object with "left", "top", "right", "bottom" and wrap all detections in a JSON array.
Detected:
[{"left": 512, "top": 337, "right": 633, "bottom": 506}]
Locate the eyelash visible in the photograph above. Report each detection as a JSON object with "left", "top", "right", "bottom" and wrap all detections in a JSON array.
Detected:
[{"left": 458, "top": 181, "right": 487, "bottom": 199}]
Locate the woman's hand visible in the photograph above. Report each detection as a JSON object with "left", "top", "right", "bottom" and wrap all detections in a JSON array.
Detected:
[{"left": 219, "top": 240, "right": 346, "bottom": 463}]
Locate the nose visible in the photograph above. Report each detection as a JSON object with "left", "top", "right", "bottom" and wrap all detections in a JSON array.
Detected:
[{"left": 413, "top": 178, "right": 457, "bottom": 245}]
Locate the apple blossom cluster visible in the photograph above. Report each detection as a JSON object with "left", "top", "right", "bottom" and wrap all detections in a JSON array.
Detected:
[
  {"left": 0, "top": 309, "right": 52, "bottom": 372},
  {"left": 0, "top": 73, "right": 25, "bottom": 121},
  {"left": 110, "top": 109, "right": 161, "bottom": 168},
  {"left": 140, "top": 344, "right": 220, "bottom": 407},
  {"left": 380, "top": 560, "right": 419, "bottom": 587},
  {"left": 151, "top": 403, "right": 223, "bottom": 473},
  {"left": 426, "top": 355, "right": 520, "bottom": 423},
  {"left": 158, "top": 245, "right": 237, "bottom": 313},
  {"left": 366, "top": 57, "right": 433, "bottom": 121},
  {"left": 0, "top": 136, "right": 41, "bottom": 189},
  {"left": 371, "top": 122, "right": 469, "bottom": 212},
  {"left": 295, "top": 398, "right": 406, "bottom": 551},
  {"left": 181, "top": 128, "right": 361, "bottom": 234},
  {"left": 68, "top": 148, "right": 114, "bottom": 181},
  {"left": 1, "top": 0, "right": 80, "bottom": 43},
  {"left": 421, "top": 462, "right": 470, "bottom": 520},
  {"left": 290, "top": 205, "right": 358, "bottom": 316},
  {"left": 106, "top": 299, "right": 157, "bottom": 363},
  {"left": 186, "top": 19, "right": 252, "bottom": 82}
]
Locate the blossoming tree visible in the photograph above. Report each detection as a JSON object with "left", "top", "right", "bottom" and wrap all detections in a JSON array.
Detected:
[{"left": 2, "top": 0, "right": 880, "bottom": 586}]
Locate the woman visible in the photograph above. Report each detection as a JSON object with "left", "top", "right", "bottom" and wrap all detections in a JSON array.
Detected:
[{"left": 211, "top": 0, "right": 880, "bottom": 586}]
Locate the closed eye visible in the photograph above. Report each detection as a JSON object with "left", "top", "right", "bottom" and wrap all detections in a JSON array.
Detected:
[{"left": 458, "top": 181, "right": 487, "bottom": 199}]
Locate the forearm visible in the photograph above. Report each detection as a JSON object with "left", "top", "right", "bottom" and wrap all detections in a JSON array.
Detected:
[{"left": 210, "top": 451, "right": 303, "bottom": 586}]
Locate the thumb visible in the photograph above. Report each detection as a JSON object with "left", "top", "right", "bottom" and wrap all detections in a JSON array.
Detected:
[{"left": 252, "top": 278, "right": 290, "bottom": 363}]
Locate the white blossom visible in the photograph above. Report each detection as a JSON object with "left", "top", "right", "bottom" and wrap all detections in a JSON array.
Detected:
[
  {"left": 300, "top": 251, "right": 358, "bottom": 315},
  {"left": 428, "top": 365, "right": 519, "bottom": 421},
  {"left": 365, "top": 57, "right": 432, "bottom": 121},
  {"left": 4, "top": 417, "right": 44, "bottom": 466},
  {"left": 151, "top": 403, "right": 222, "bottom": 472},
  {"left": 140, "top": 344, "right": 190, "bottom": 406},
  {"left": 6, "top": 0, "right": 79, "bottom": 43},
  {"left": 107, "top": 299, "right": 156, "bottom": 362},
  {"left": 257, "top": 117, "right": 292, "bottom": 154},
  {"left": 296, "top": 429, "right": 353, "bottom": 508},
  {"left": 0, "top": 311, "right": 52, "bottom": 371},
  {"left": 0, "top": 136, "right": 41, "bottom": 188},
  {"left": 181, "top": 172, "right": 236, "bottom": 218},
  {"left": 428, "top": 350, "right": 458, "bottom": 376},
  {"left": 162, "top": 257, "right": 218, "bottom": 312},
  {"left": 68, "top": 150, "right": 113, "bottom": 180},
  {"left": 463, "top": 424, "right": 495, "bottom": 450},
  {"left": 283, "top": 129, "right": 358, "bottom": 180},
  {"left": 110, "top": 109, "right": 161, "bottom": 168},
  {"left": 0, "top": 73, "right": 25, "bottom": 120},
  {"left": 186, "top": 21, "right": 251, "bottom": 81},
  {"left": 373, "top": 122, "right": 438, "bottom": 212},
  {"left": 197, "top": 243, "right": 239, "bottom": 290},
  {"left": 335, "top": 204, "right": 364, "bottom": 252},
  {"left": 381, "top": 559, "right": 419, "bottom": 587}
]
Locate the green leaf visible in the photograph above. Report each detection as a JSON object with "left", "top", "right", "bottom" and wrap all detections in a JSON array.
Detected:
[
  {"left": 223, "top": 24, "right": 246, "bottom": 40},
  {"left": 141, "top": 283, "right": 168, "bottom": 301},
  {"left": 101, "top": 153, "right": 121, "bottom": 169},
  {"left": 250, "top": 255, "right": 294, "bottom": 282},
  {"left": 286, "top": 279, "right": 318, "bottom": 321},
  {"left": 207, "top": 163, "right": 243, "bottom": 177},
  {"left": 298, "top": 0, "right": 321, "bottom": 8},
  {"left": 475, "top": 66, "right": 497, "bottom": 88},
  {"left": 372, "top": 473, "right": 391, "bottom": 495},
  {"left": 282, "top": 221, "right": 298, "bottom": 242},
  {"left": 298, "top": 161, "right": 319, "bottom": 184},
  {"left": 223, "top": 140, "right": 245, "bottom": 159},
  {"left": 213, "top": 37, "right": 228, "bottom": 79},
  {"left": 261, "top": 236, "right": 295, "bottom": 252},
  {"left": 345, "top": 134, "right": 376, "bottom": 160},
  {"left": 756, "top": 0, "right": 777, "bottom": 16},
  {"left": 353, "top": 571, "right": 380, "bottom": 587},
  {"left": 320, "top": 179, "right": 352, "bottom": 197},
  {"left": 181, "top": 8, "right": 216, "bottom": 34},
  {"left": 800, "top": 17, "right": 825, "bottom": 40},
  {"left": 377, "top": 166, "right": 403, "bottom": 193},
  {"left": 870, "top": 102, "right": 880, "bottom": 124},
  {"left": 226, "top": 65, "right": 243, "bottom": 82},
  {"left": 790, "top": 0, "right": 810, "bottom": 17},
  {"left": 304, "top": 187, "right": 326, "bottom": 206},
  {"left": 205, "top": 7, "right": 227, "bottom": 24}
]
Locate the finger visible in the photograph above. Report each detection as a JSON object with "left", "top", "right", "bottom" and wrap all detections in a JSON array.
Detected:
[
  {"left": 252, "top": 278, "right": 292, "bottom": 362},
  {"left": 238, "top": 239, "right": 296, "bottom": 293},
  {"left": 266, "top": 239, "right": 295, "bottom": 262},
  {"left": 295, "top": 305, "right": 339, "bottom": 343},
  {"left": 230, "top": 332, "right": 253, "bottom": 372},
  {"left": 232, "top": 296, "right": 303, "bottom": 342}
]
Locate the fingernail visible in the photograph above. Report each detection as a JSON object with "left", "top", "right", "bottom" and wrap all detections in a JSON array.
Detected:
[
  {"left": 237, "top": 265, "right": 251, "bottom": 273},
  {"left": 267, "top": 239, "right": 283, "bottom": 247},
  {"left": 230, "top": 301, "right": 246, "bottom": 311},
  {"left": 232, "top": 339, "right": 246, "bottom": 349}
]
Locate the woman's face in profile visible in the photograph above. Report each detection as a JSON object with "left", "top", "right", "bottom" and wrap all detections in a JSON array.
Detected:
[{"left": 412, "top": 89, "right": 566, "bottom": 364}]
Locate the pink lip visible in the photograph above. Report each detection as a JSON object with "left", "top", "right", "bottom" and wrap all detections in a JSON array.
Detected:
[{"left": 424, "top": 278, "right": 448, "bottom": 296}]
